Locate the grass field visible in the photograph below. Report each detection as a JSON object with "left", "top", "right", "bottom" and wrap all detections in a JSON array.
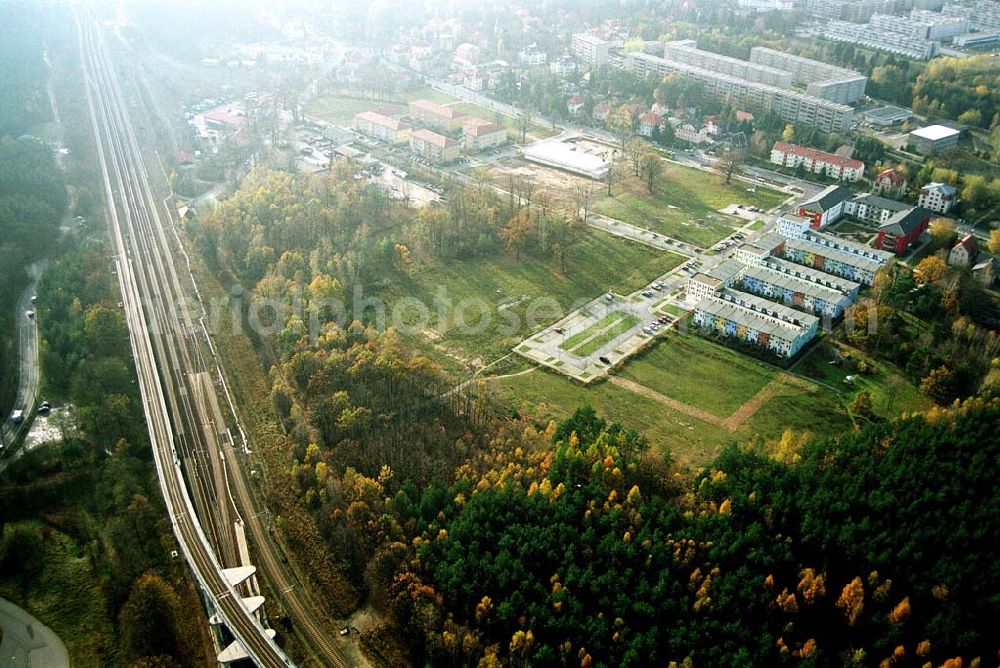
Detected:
[
  {"left": 560, "top": 311, "right": 629, "bottom": 351},
  {"left": 390, "top": 231, "right": 685, "bottom": 367},
  {"left": 593, "top": 166, "right": 788, "bottom": 247},
  {"left": 620, "top": 335, "right": 778, "bottom": 417},
  {"left": 497, "top": 363, "right": 851, "bottom": 467},
  {"left": 575, "top": 314, "right": 640, "bottom": 356},
  {"left": 306, "top": 87, "right": 457, "bottom": 125},
  {"left": 793, "top": 340, "right": 928, "bottom": 418}
]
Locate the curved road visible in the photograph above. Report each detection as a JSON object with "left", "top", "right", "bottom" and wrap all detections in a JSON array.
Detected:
[
  {"left": 0, "top": 266, "right": 43, "bottom": 465},
  {"left": 0, "top": 597, "right": 69, "bottom": 668}
]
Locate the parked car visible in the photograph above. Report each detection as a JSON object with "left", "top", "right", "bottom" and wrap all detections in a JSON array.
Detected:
[{"left": 599, "top": 356, "right": 612, "bottom": 365}]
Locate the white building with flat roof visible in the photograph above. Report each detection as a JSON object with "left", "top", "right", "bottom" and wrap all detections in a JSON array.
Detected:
[
  {"left": 522, "top": 139, "right": 610, "bottom": 179},
  {"left": 910, "top": 125, "right": 961, "bottom": 154}
]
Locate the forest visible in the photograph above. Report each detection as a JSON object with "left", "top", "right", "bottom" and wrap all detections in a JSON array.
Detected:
[
  {"left": 0, "top": 137, "right": 66, "bottom": 414},
  {"left": 188, "top": 167, "right": 1000, "bottom": 667},
  {"left": 0, "top": 238, "right": 211, "bottom": 666}
]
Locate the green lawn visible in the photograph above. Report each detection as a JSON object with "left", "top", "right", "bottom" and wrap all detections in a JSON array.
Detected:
[
  {"left": 575, "top": 314, "right": 641, "bottom": 356},
  {"left": 560, "top": 311, "right": 628, "bottom": 351},
  {"left": 748, "top": 219, "right": 768, "bottom": 231},
  {"left": 593, "top": 165, "right": 787, "bottom": 247},
  {"left": 620, "top": 334, "right": 777, "bottom": 417},
  {"left": 306, "top": 87, "right": 458, "bottom": 126},
  {"left": 497, "top": 365, "right": 851, "bottom": 468},
  {"left": 793, "top": 341, "right": 928, "bottom": 418},
  {"left": 390, "top": 230, "right": 685, "bottom": 366}
]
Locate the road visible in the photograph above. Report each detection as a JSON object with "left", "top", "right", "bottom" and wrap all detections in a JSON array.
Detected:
[
  {"left": 78, "top": 11, "right": 294, "bottom": 667},
  {"left": 0, "top": 267, "right": 43, "bottom": 464},
  {"left": 0, "top": 596, "right": 70, "bottom": 668},
  {"left": 80, "top": 11, "right": 352, "bottom": 668}
]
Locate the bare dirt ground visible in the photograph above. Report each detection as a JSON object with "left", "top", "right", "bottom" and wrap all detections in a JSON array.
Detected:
[{"left": 487, "top": 157, "right": 597, "bottom": 206}]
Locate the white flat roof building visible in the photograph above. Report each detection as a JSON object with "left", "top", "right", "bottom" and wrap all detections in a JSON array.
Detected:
[{"left": 522, "top": 139, "right": 610, "bottom": 179}]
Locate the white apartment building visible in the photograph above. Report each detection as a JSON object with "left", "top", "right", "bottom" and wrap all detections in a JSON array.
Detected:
[
  {"left": 570, "top": 33, "right": 610, "bottom": 66},
  {"left": 918, "top": 182, "right": 958, "bottom": 213}
]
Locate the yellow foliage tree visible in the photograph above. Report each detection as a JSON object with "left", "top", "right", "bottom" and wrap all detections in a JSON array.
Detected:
[
  {"left": 836, "top": 577, "right": 865, "bottom": 626},
  {"left": 914, "top": 256, "right": 947, "bottom": 285},
  {"left": 889, "top": 596, "right": 911, "bottom": 623}
]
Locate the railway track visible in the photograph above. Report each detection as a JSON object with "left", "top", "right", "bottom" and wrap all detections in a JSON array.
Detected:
[{"left": 79, "top": 9, "right": 352, "bottom": 667}]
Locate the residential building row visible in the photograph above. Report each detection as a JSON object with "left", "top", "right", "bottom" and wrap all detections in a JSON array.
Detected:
[
  {"left": 663, "top": 40, "right": 795, "bottom": 88},
  {"left": 748, "top": 47, "right": 868, "bottom": 105},
  {"left": 692, "top": 292, "right": 818, "bottom": 358},
  {"left": 770, "top": 141, "right": 865, "bottom": 181},
  {"left": 822, "top": 10, "right": 969, "bottom": 59},
  {"left": 353, "top": 102, "right": 507, "bottom": 163},
  {"left": 802, "top": 0, "right": 908, "bottom": 22},
  {"left": 626, "top": 52, "right": 855, "bottom": 134},
  {"left": 943, "top": 0, "right": 1000, "bottom": 32}
]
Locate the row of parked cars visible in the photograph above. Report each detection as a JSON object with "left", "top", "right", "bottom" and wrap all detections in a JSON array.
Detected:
[
  {"left": 642, "top": 315, "right": 671, "bottom": 335},
  {"left": 712, "top": 231, "right": 746, "bottom": 252}
]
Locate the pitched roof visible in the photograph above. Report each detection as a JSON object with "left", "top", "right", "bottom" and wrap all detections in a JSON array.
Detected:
[
  {"left": 773, "top": 141, "right": 863, "bottom": 171},
  {"left": 464, "top": 122, "right": 505, "bottom": 137},
  {"left": 412, "top": 128, "right": 458, "bottom": 148},
  {"left": 355, "top": 111, "right": 410, "bottom": 131},
  {"left": 879, "top": 207, "right": 931, "bottom": 237},
  {"left": 850, "top": 193, "right": 910, "bottom": 212},
  {"left": 799, "top": 184, "right": 853, "bottom": 213},
  {"left": 921, "top": 181, "right": 957, "bottom": 195},
  {"left": 952, "top": 234, "right": 978, "bottom": 256},
  {"left": 568, "top": 95, "right": 585, "bottom": 105},
  {"left": 639, "top": 112, "right": 662, "bottom": 124},
  {"left": 876, "top": 167, "right": 907, "bottom": 186},
  {"left": 409, "top": 99, "right": 464, "bottom": 119}
]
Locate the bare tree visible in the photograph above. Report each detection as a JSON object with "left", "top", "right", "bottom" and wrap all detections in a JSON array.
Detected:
[
  {"left": 604, "top": 158, "right": 620, "bottom": 197},
  {"left": 639, "top": 149, "right": 664, "bottom": 194},
  {"left": 626, "top": 137, "right": 645, "bottom": 177},
  {"left": 518, "top": 107, "right": 533, "bottom": 143},
  {"left": 716, "top": 149, "right": 743, "bottom": 184},
  {"left": 574, "top": 183, "right": 595, "bottom": 222}
]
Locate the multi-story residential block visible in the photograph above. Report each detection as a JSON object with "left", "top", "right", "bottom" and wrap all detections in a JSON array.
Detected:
[
  {"left": 918, "top": 181, "right": 958, "bottom": 213},
  {"left": 685, "top": 259, "right": 746, "bottom": 304},
  {"left": 638, "top": 112, "right": 664, "bottom": 137},
  {"left": 408, "top": 99, "right": 466, "bottom": 133},
  {"left": 803, "top": 0, "right": 905, "bottom": 22},
  {"left": 693, "top": 292, "right": 819, "bottom": 358},
  {"left": 663, "top": 41, "right": 794, "bottom": 88},
  {"left": 738, "top": 0, "right": 795, "bottom": 11},
  {"left": 909, "top": 125, "right": 961, "bottom": 154},
  {"left": 804, "top": 228, "right": 896, "bottom": 264},
  {"left": 410, "top": 129, "right": 461, "bottom": 163},
  {"left": 876, "top": 207, "right": 931, "bottom": 253},
  {"left": 518, "top": 43, "right": 547, "bottom": 66},
  {"left": 782, "top": 237, "right": 887, "bottom": 285},
  {"left": 749, "top": 47, "right": 867, "bottom": 104},
  {"left": 949, "top": 234, "right": 979, "bottom": 268},
  {"left": 549, "top": 55, "right": 577, "bottom": 78},
  {"left": 874, "top": 167, "right": 909, "bottom": 197},
  {"left": 739, "top": 265, "right": 852, "bottom": 318},
  {"left": 571, "top": 33, "right": 610, "bottom": 66},
  {"left": 901, "top": 9, "right": 970, "bottom": 39},
  {"left": 771, "top": 142, "right": 865, "bottom": 181},
  {"left": 353, "top": 111, "right": 412, "bottom": 144},
  {"left": 943, "top": 0, "right": 1000, "bottom": 32},
  {"left": 462, "top": 120, "right": 507, "bottom": 152},
  {"left": 626, "top": 52, "right": 854, "bottom": 133},
  {"left": 796, "top": 184, "right": 854, "bottom": 228},
  {"left": 844, "top": 193, "right": 911, "bottom": 225},
  {"left": 673, "top": 120, "right": 710, "bottom": 144},
  {"left": 762, "top": 256, "right": 861, "bottom": 301},
  {"left": 823, "top": 19, "right": 939, "bottom": 59},
  {"left": 776, "top": 212, "right": 815, "bottom": 239},
  {"left": 734, "top": 233, "right": 787, "bottom": 266}
]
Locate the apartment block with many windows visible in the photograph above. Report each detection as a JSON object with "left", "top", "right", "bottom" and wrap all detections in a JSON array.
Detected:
[
  {"left": 410, "top": 129, "right": 461, "bottom": 163},
  {"left": 570, "top": 33, "right": 610, "bottom": 65},
  {"left": 353, "top": 111, "right": 412, "bottom": 144}
]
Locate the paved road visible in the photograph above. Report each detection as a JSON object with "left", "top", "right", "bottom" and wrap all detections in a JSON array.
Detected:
[
  {"left": 0, "top": 597, "right": 69, "bottom": 668},
  {"left": 1, "top": 266, "right": 44, "bottom": 464}
]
